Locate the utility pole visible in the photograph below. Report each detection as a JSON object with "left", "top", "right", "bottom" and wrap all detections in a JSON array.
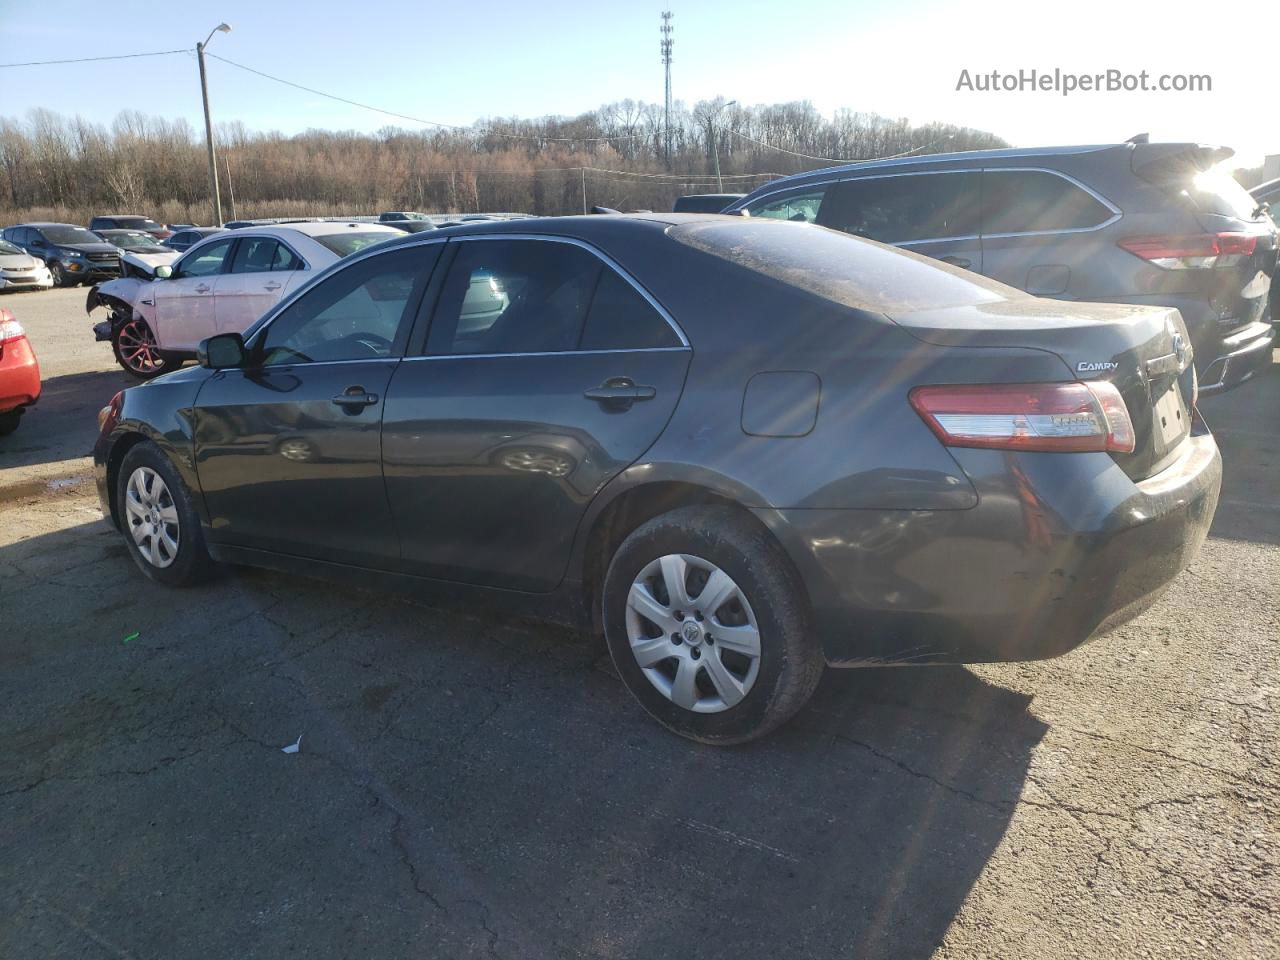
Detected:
[
  {"left": 196, "top": 23, "right": 232, "bottom": 226},
  {"left": 581, "top": 168, "right": 587, "bottom": 214},
  {"left": 660, "top": 11, "right": 673, "bottom": 166},
  {"left": 710, "top": 100, "right": 736, "bottom": 192}
]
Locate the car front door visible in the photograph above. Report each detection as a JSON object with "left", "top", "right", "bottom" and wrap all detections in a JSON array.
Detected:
[
  {"left": 380, "top": 236, "right": 692, "bottom": 592},
  {"left": 151, "top": 238, "right": 235, "bottom": 351},
  {"left": 215, "top": 236, "right": 307, "bottom": 335},
  {"left": 816, "top": 171, "right": 984, "bottom": 272},
  {"left": 192, "top": 244, "right": 440, "bottom": 567}
]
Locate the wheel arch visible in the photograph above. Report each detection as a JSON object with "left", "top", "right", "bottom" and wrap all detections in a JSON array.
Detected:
[
  {"left": 104, "top": 421, "right": 205, "bottom": 531},
  {"left": 576, "top": 469, "right": 809, "bottom": 634}
]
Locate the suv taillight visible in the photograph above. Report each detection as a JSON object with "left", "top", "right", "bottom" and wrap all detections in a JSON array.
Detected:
[
  {"left": 909, "top": 382, "right": 1136, "bottom": 454},
  {"left": 1118, "top": 232, "right": 1258, "bottom": 269}
]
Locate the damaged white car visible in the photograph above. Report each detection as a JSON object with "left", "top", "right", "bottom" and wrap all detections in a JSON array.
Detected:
[{"left": 86, "top": 221, "right": 402, "bottom": 377}]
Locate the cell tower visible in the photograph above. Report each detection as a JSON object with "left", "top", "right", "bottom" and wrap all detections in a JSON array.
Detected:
[{"left": 660, "top": 10, "right": 674, "bottom": 164}]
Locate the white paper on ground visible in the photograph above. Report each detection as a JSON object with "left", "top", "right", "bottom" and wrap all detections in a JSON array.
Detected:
[{"left": 281, "top": 735, "right": 303, "bottom": 754}]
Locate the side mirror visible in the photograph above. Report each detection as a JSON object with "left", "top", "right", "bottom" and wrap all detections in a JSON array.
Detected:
[
  {"left": 154, "top": 264, "right": 173, "bottom": 279},
  {"left": 198, "top": 332, "right": 247, "bottom": 370}
]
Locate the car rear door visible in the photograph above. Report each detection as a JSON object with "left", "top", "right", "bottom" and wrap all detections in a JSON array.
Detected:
[
  {"left": 381, "top": 236, "right": 691, "bottom": 592},
  {"left": 151, "top": 237, "right": 235, "bottom": 351},
  {"left": 193, "top": 244, "right": 440, "bottom": 567},
  {"left": 817, "top": 171, "right": 984, "bottom": 271},
  {"left": 214, "top": 236, "right": 306, "bottom": 335},
  {"left": 977, "top": 168, "right": 1121, "bottom": 297}
]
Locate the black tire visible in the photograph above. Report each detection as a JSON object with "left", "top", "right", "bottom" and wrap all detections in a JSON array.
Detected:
[
  {"left": 48, "top": 262, "right": 69, "bottom": 287},
  {"left": 111, "top": 315, "right": 175, "bottom": 380},
  {"left": 0, "top": 409, "right": 22, "bottom": 436},
  {"left": 602, "top": 505, "right": 824, "bottom": 745},
  {"left": 116, "top": 441, "right": 217, "bottom": 586}
]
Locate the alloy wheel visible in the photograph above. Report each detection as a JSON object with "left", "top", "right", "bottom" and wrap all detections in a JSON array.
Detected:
[
  {"left": 624, "top": 553, "right": 762, "bottom": 713},
  {"left": 116, "top": 319, "right": 167, "bottom": 376},
  {"left": 124, "top": 466, "right": 181, "bottom": 568}
]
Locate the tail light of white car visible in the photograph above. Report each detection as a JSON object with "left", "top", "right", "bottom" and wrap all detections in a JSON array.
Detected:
[{"left": 909, "top": 381, "right": 1136, "bottom": 454}]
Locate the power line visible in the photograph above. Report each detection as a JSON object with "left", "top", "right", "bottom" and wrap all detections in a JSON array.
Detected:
[
  {"left": 726, "top": 128, "right": 954, "bottom": 164},
  {"left": 0, "top": 49, "right": 188, "bottom": 68},
  {"left": 206, "top": 52, "right": 641, "bottom": 144}
]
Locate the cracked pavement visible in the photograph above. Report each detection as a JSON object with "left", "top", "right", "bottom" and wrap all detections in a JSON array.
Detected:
[{"left": 1, "top": 288, "right": 1276, "bottom": 959}]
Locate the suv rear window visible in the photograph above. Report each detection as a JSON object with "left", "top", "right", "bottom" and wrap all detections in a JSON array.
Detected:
[
  {"left": 1184, "top": 169, "right": 1261, "bottom": 222},
  {"left": 669, "top": 219, "right": 1016, "bottom": 314},
  {"left": 982, "top": 170, "right": 1114, "bottom": 234},
  {"left": 820, "top": 172, "right": 981, "bottom": 243}
]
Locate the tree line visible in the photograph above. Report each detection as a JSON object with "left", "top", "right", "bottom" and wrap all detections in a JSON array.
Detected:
[{"left": 0, "top": 100, "right": 1009, "bottom": 225}]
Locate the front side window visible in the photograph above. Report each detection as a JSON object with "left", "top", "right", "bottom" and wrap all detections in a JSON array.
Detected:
[
  {"left": 428, "top": 240, "right": 602, "bottom": 355},
  {"left": 746, "top": 189, "right": 827, "bottom": 223},
  {"left": 258, "top": 248, "right": 428, "bottom": 366},
  {"left": 820, "top": 172, "right": 981, "bottom": 244},
  {"left": 178, "top": 239, "right": 234, "bottom": 278},
  {"left": 982, "top": 170, "right": 1114, "bottom": 234}
]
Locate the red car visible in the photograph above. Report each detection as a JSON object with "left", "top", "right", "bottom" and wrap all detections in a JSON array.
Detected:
[{"left": 0, "top": 307, "right": 40, "bottom": 435}]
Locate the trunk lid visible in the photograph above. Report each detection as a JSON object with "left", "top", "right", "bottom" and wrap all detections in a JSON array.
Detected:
[{"left": 892, "top": 298, "right": 1196, "bottom": 480}]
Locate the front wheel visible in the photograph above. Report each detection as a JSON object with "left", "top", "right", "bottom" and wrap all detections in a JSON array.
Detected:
[
  {"left": 112, "top": 316, "right": 174, "bottom": 379},
  {"left": 0, "top": 409, "right": 23, "bottom": 436},
  {"left": 602, "top": 506, "right": 824, "bottom": 745},
  {"left": 48, "top": 261, "right": 69, "bottom": 287},
  {"left": 116, "top": 442, "right": 216, "bottom": 585}
]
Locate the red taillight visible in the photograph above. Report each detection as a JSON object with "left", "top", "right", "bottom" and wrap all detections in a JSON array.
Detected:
[
  {"left": 0, "top": 308, "right": 24, "bottom": 356},
  {"left": 1118, "top": 232, "right": 1258, "bottom": 269},
  {"left": 909, "top": 382, "right": 1136, "bottom": 454},
  {"left": 98, "top": 390, "right": 123, "bottom": 434}
]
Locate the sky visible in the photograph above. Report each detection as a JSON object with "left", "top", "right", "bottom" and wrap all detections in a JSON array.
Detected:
[{"left": 0, "top": 0, "right": 1274, "bottom": 169}]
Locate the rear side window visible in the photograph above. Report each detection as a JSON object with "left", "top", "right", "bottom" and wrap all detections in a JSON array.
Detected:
[
  {"left": 428, "top": 239, "right": 602, "bottom": 356},
  {"left": 580, "top": 269, "right": 680, "bottom": 350},
  {"left": 982, "top": 170, "right": 1114, "bottom": 234},
  {"left": 231, "top": 238, "right": 281, "bottom": 273},
  {"left": 746, "top": 189, "right": 826, "bottom": 223},
  {"left": 819, "top": 172, "right": 981, "bottom": 244}
]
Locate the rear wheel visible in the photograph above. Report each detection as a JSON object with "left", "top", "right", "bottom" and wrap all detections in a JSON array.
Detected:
[
  {"left": 116, "top": 442, "right": 216, "bottom": 586},
  {"left": 112, "top": 316, "right": 174, "bottom": 379},
  {"left": 602, "top": 506, "right": 824, "bottom": 745}
]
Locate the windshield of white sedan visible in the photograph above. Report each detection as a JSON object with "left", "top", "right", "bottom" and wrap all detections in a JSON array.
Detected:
[
  {"left": 0, "top": 239, "right": 23, "bottom": 255},
  {"left": 313, "top": 232, "right": 395, "bottom": 258}
]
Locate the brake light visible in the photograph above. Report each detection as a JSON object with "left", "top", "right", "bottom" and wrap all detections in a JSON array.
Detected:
[
  {"left": 97, "top": 390, "right": 123, "bottom": 434},
  {"left": 0, "top": 308, "right": 22, "bottom": 342},
  {"left": 910, "top": 382, "right": 1136, "bottom": 454},
  {"left": 1118, "top": 232, "right": 1258, "bottom": 269}
]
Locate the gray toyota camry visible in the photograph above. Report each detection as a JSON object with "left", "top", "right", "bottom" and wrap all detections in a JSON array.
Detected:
[{"left": 92, "top": 214, "right": 1220, "bottom": 743}]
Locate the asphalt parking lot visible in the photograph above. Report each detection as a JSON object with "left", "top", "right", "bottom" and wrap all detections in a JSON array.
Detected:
[{"left": 0, "top": 286, "right": 1276, "bottom": 960}]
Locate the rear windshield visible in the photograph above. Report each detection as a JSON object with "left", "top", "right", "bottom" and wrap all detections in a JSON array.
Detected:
[
  {"left": 668, "top": 219, "right": 1018, "bottom": 314},
  {"left": 1185, "top": 169, "right": 1261, "bottom": 221},
  {"left": 313, "top": 232, "right": 395, "bottom": 258}
]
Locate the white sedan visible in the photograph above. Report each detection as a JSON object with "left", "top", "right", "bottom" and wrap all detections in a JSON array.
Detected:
[
  {"left": 87, "top": 221, "right": 403, "bottom": 377},
  {"left": 0, "top": 238, "right": 54, "bottom": 292}
]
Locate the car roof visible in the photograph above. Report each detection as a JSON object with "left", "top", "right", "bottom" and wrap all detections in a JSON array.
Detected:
[
  {"left": 21, "top": 222, "right": 88, "bottom": 228},
  {"left": 731, "top": 141, "right": 1215, "bottom": 200},
  {"left": 1250, "top": 177, "right": 1280, "bottom": 197}
]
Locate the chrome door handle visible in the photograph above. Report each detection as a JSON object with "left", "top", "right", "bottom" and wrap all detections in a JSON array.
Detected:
[
  {"left": 264, "top": 282, "right": 282, "bottom": 291},
  {"left": 195, "top": 283, "right": 211, "bottom": 293},
  {"left": 940, "top": 255, "right": 972, "bottom": 269}
]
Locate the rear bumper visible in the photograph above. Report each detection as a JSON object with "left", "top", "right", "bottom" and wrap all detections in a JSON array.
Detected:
[
  {"left": 1196, "top": 321, "right": 1274, "bottom": 395},
  {"left": 0, "top": 337, "right": 42, "bottom": 413},
  {"left": 758, "top": 428, "right": 1221, "bottom": 665}
]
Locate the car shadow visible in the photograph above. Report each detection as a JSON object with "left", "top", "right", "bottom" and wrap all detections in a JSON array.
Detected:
[
  {"left": 0, "top": 368, "right": 134, "bottom": 472},
  {"left": 0, "top": 513, "right": 1046, "bottom": 960}
]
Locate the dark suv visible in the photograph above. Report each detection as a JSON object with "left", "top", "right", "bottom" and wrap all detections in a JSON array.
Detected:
[
  {"left": 728, "top": 139, "right": 1278, "bottom": 394},
  {"left": 1, "top": 223, "right": 121, "bottom": 287}
]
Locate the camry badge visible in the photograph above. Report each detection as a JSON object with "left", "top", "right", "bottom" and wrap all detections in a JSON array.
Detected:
[{"left": 1077, "top": 361, "right": 1118, "bottom": 373}]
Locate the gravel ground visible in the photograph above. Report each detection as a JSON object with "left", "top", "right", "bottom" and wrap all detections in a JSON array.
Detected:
[{"left": 1, "top": 286, "right": 1276, "bottom": 960}]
